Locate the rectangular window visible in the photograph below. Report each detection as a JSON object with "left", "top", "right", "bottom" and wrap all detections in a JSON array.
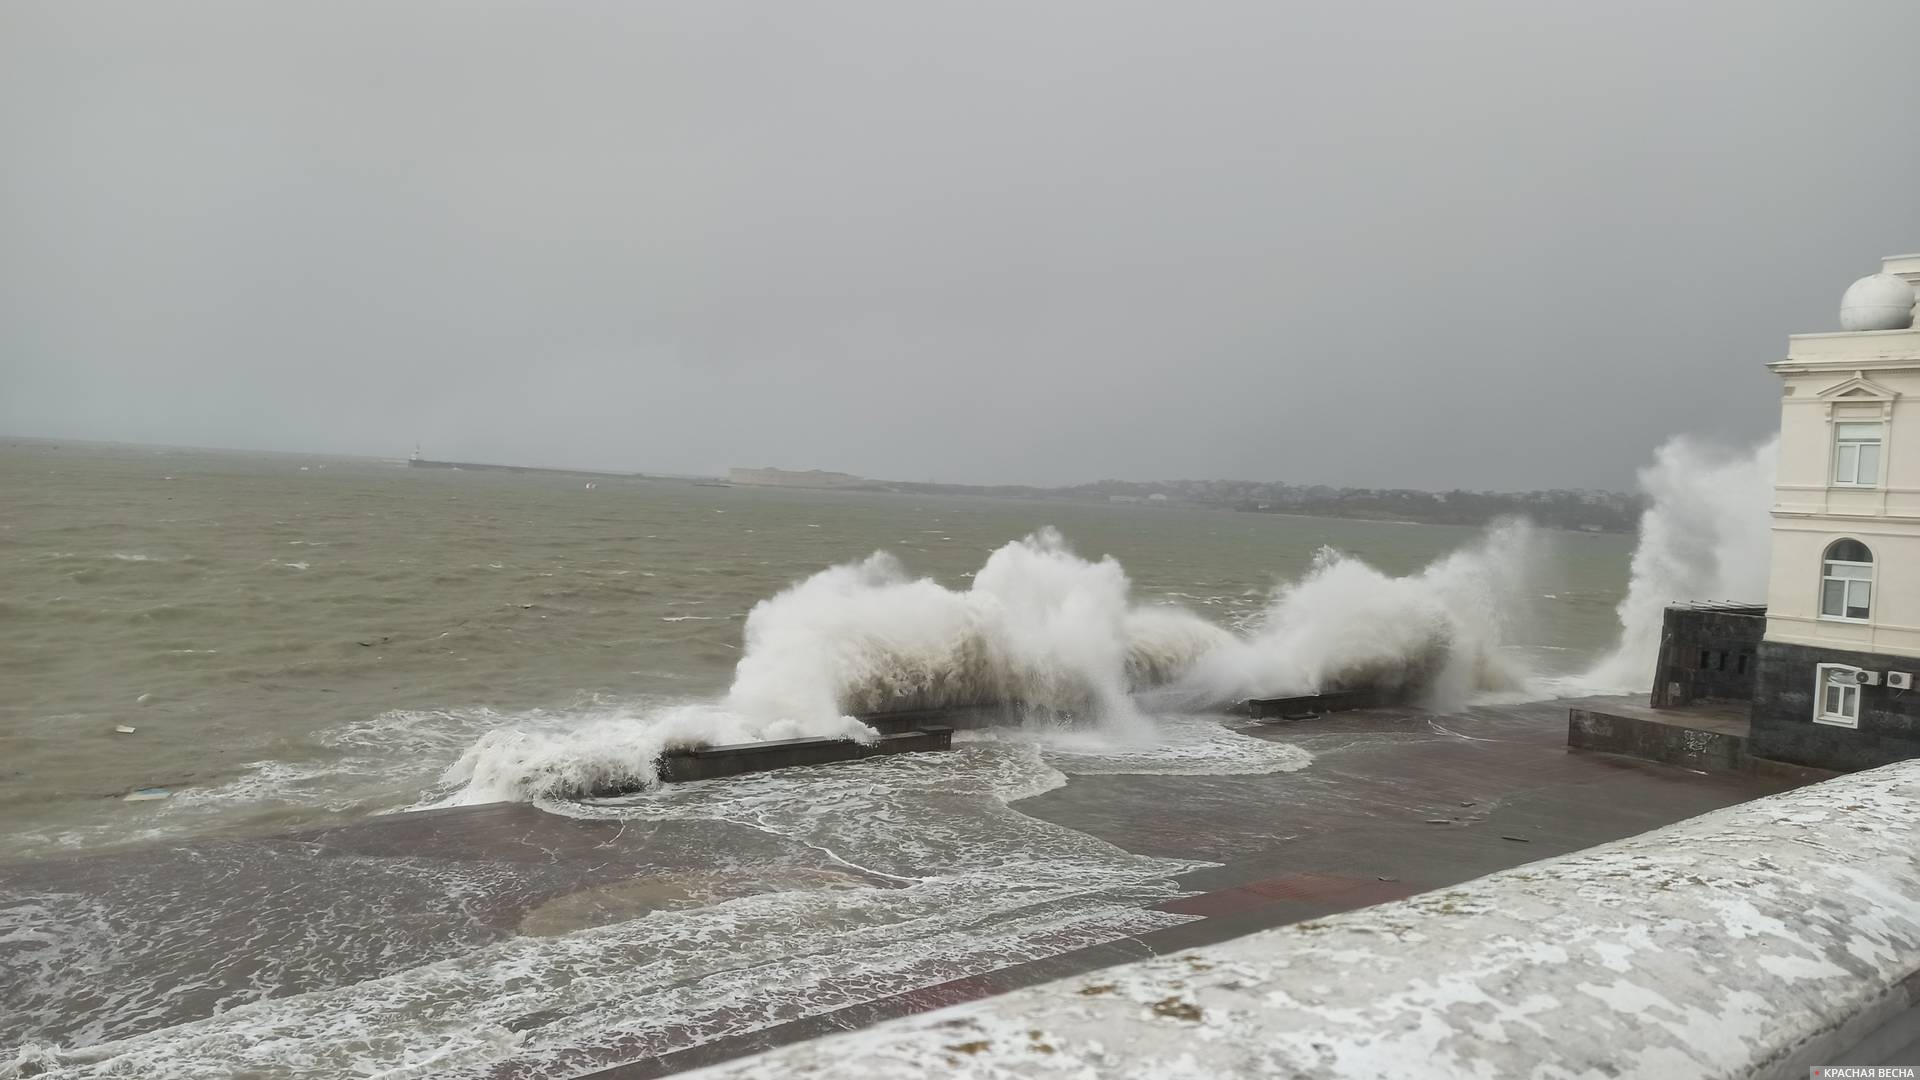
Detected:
[
  {"left": 1848, "top": 580, "right": 1871, "bottom": 620},
  {"left": 1834, "top": 423, "right": 1884, "bottom": 486},
  {"left": 1820, "top": 559, "right": 1873, "bottom": 621},
  {"left": 1815, "top": 665, "right": 1862, "bottom": 728}
]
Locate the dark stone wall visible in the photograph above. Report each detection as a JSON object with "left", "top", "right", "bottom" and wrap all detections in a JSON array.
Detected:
[
  {"left": 1651, "top": 607, "right": 1765, "bottom": 708},
  {"left": 1749, "top": 641, "right": 1920, "bottom": 772},
  {"left": 644, "top": 727, "right": 953, "bottom": 790},
  {"left": 1246, "top": 689, "right": 1386, "bottom": 720}
]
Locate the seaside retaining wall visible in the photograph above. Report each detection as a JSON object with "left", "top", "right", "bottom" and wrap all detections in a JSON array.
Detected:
[
  {"left": 683, "top": 759, "right": 1920, "bottom": 1079},
  {"left": 1751, "top": 641, "right": 1920, "bottom": 773},
  {"left": 1566, "top": 704, "right": 1750, "bottom": 773}
]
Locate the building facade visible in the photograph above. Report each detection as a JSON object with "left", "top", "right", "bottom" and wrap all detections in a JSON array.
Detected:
[{"left": 1749, "top": 253, "right": 1920, "bottom": 771}]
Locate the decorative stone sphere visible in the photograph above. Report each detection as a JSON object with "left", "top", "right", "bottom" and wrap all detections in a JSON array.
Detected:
[{"left": 1839, "top": 273, "right": 1917, "bottom": 331}]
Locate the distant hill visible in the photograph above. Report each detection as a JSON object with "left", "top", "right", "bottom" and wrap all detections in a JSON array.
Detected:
[{"left": 852, "top": 476, "right": 1643, "bottom": 533}]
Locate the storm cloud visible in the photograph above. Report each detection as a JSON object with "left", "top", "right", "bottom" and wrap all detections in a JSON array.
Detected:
[{"left": 3, "top": 0, "right": 1917, "bottom": 488}]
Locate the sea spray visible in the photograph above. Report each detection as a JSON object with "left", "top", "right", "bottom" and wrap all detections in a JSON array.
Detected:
[
  {"left": 444, "top": 522, "right": 1556, "bottom": 803},
  {"left": 726, "top": 527, "right": 1225, "bottom": 732},
  {"left": 437, "top": 701, "right": 856, "bottom": 805},
  {"left": 1177, "top": 519, "right": 1541, "bottom": 710},
  {"left": 1582, "top": 436, "right": 1776, "bottom": 691},
  {"left": 443, "top": 530, "right": 1227, "bottom": 801},
  {"left": 1123, "top": 607, "right": 1237, "bottom": 687}
]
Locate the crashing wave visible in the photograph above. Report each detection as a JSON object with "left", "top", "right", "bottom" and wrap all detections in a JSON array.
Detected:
[
  {"left": 724, "top": 528, "right": 1226, "bottom": 730},
  {"left": 1580, "top": 436, "right": 1775, "bottom": 692},
  {"left": 442, "top": 523, "right": 1544, "bottom": 803},
  {"left": 1176, "top": 519, "right": 1538, "bottom": 711}
]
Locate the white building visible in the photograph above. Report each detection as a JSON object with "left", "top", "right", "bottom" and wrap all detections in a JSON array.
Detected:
[{"left": 1752, "top": 253, "right": 1920, "bottom": 768}]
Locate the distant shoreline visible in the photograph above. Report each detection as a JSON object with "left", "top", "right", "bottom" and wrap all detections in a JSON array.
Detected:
[{"left": 2, "top": 435, "right": 1642, "bottom": 533}]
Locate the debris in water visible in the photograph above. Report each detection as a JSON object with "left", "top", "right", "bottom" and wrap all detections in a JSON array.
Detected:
[
  {"left": 124, "top": 788, "right": 170, "bottom": 801},
  {"left": 1424, "top": 818, "right": 1450, "bottom": 824},
  {"left": 136, "top": 693, "right": 153, "bottom": 704},
  {"left": 114, "top": 725, "right": 137, "bottom": 734},
  {"left": 1501, "top": 835, "right": 1531, "bottom": 843}
]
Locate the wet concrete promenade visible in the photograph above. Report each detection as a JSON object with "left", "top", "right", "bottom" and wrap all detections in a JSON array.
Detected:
[
  {"left": 0, "top": 697, "right": 1809, "bottom": 1078},
  {"left": 589, "top": 696, "right": 1808, "bottom": 1077}
]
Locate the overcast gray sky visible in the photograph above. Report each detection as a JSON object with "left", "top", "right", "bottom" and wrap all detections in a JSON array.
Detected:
[{"left": 4, "top": 1, "right": 1917, "bottom": 490}]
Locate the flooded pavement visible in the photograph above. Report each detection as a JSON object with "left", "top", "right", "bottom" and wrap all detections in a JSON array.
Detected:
[{"left": 0, "top": 698, "right": 1802, "bottom": 1079}]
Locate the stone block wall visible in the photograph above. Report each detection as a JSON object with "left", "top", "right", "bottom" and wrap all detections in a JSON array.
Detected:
[
  {"left": 1750, "top": 640, "right": 1920, "bottom": 771},
  {"left": 1650, "top": 604, "right": 1765, "bottom": 708}
]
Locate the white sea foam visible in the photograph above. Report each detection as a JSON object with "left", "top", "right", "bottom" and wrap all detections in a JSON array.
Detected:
[
  {"left": 438, "top": 701, "right": 875, "bottom": 805},
  {"left": 962, "top": 714, "right": 1312, "bottom": 778},
  {"left": 1579, "top": 436, "right": 1776, "bottom": 692},
  {"left": 1173, "top": 519, "right": 1541, "bottom": 711},
  {"left": 442, "top": 523, "right": 1553, "bottom": 802},
  {"left": 4, "top": 738, "right": 1227, "bottom": 1080},
  {"left": 446, "top": 531, "right": 1236, "bottom": 803},
  {"left": 164, "top": 761, "right": 345, "bottom": 808},
  {"left": 722, "top": 529, "right": 1203, "bottom": 738}
]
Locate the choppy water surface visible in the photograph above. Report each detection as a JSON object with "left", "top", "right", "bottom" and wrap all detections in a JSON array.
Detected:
[
  {"left": 0, "top": 440, "right": 1633, "bottom": 1077},
  {"left": 1, "top": 441, "right": 1629, "bottom": 857}
]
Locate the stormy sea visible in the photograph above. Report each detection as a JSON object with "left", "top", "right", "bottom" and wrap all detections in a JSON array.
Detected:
[{"left": 0, "top": 437, "right": 1770, "bottom": 1077}]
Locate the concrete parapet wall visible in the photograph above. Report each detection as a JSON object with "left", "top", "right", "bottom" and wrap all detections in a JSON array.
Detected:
[
  {"left": 605, "top": 728, "right": 953, "bottom": 792},
  {"left": 685, "top": 760, "right": 1920, "bottom": 1080},
  {"left": 1245, "top": 688, "right": 1386, "bottom": 720},
  {"left": 856, "top": 704, "right": 1027, "bottom": 735},
  {"left": 1568, "top": 704, "right": 1750, "bottom": 773}
]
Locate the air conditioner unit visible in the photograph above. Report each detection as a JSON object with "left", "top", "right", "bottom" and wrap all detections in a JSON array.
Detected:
[
  {"left": 1889, "top": 671, "right": 1913, "bottom": 690},
  {"left": 1855, "top": 670, "right": 1883, "bottom": 686}
]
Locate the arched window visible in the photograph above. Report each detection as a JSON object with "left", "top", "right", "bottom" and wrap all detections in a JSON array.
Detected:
[{"left": 1820, "top": 539, "right": 1873, "bottom": 621}]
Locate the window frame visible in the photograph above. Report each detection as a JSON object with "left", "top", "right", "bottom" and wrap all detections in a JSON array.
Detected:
[
  {"left": 1818, "top": 539, "right": 1874, "bottom": 624},
  {"left": 1813, "top": 664, "right": 1863, "bottom": 728},
  {"left": 1832, "top": 422, "right": 1885, "bottom": 487}
]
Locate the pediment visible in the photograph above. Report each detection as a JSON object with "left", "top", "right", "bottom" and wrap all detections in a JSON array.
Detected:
[{"left": 1816, "top": 372, "right": 1900, "bottom": 401}]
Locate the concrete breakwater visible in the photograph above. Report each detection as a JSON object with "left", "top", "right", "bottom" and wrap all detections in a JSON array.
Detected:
[
  {"left": 623, "top": 705, "right": 1026, "bottom": 793},
  {"left": 1243, "top": 688, "right": 1388, "bottom": 721},
  {"left": 650, "top": 727, "right": 954, "bottom": 786},
  {"left": 629, "top": 695, "right": 1388, "bottom": 794}
]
